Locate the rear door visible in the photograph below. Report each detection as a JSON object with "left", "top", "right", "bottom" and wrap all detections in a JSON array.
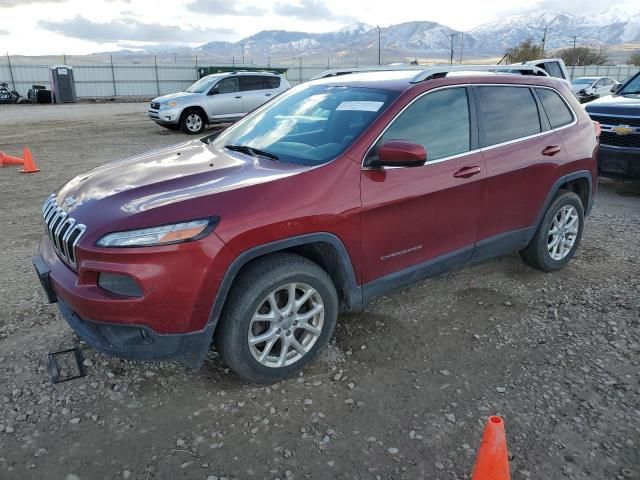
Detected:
[
  {"left": 208, "top": 76, "right": 243, "bottom": 119},
  {"left": 360, "top": 86, "right": 485, "bottom": 286},
  {"left": 473, "top": 85, "right": 569, "bottom": 257}
]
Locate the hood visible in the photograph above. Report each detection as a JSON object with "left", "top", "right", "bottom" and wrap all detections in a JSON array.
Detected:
[
  {"left": 585, "top": 94, "right": 640, "bottom": 116},
  {"left": 54, "top": 139, "right": 310, "bottom": 230},
  {"left": 152, "top": 91, "right": 201, "bottom": 103}
]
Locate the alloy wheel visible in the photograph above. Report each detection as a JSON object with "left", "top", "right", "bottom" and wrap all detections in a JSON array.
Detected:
[
  {"left": 248, "top": 282, "right": 324, "bottom": 368},
  {"left": 547, "top": 205, "right": 579, "bottom": 261}
]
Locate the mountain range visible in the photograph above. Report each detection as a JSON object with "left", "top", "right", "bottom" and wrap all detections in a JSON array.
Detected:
[{"left": 114, "top": 5, "right": 640, "bottom": 64}]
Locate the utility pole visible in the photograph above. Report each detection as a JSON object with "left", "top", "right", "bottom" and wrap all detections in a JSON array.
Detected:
[
  {"left": 240, "top": 44, "right": 245, "bottom": 65},
  {"left": 571, "top": 35, "right": 578, "bottom": 79},
  {"left": 449, "top": 33, "right": 459, "bottom": 66},
  {"left": 377, "top": 26, "right": 381, "bottom": 66},
  {"left": 459, "top": 32, "right": 464, "bottom": 64},
  {"left": 541, "top": 26, "right": 548, "bottom": 58},
  {"left": 299, "top": 57, "right": 303, "bottom": 85},
  {"left": 63, "top": 53, "right": 67, "bottom": 65}
]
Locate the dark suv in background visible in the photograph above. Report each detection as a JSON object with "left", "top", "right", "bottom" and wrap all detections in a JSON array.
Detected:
[
  {"left": 34, "top": 66, "right": 599, "bottom": 383},
  {"left": 585, "top": 71, "right": 640, "bottom": 179}
]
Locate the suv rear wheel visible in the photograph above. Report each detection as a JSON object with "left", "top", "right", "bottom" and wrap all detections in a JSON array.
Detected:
[
  {"left": 215, "top": 253, "right": 338, "bottom": 384},
  {"left": 180, "top": 109, "right": 206, "bottom": 134},
  {"left": 520, "top": 190, "right": 584, "bottom": 272}
]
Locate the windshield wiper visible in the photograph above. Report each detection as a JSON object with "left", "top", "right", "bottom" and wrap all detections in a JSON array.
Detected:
[{"left": 225, "top": 144, "right": 279, "bottom": 161}]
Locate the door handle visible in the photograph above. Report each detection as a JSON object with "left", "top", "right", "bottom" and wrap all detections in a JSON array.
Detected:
[
  {"left": 265, "top": 93, "right": 272, "bottom": 97},
  {"left": 234, "top": 95, "right": 242, "bottom": 99},
  {"left": 542, "top": 145, "right": 562, "bottom": 156},
  {"left": 453, "top": 166, "right": 481, "bottom": 178}
]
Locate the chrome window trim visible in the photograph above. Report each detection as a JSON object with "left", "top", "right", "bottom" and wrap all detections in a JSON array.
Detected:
[{"left": 361, "top": 83, "right": 578, "bottom": 170}]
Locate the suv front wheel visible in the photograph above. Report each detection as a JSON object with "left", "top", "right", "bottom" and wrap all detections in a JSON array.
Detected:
[
  {"left": 180, "top": 108, "right": 206, "bottom": 134},
  {"left": 520, "top": 190, "right": 584, "bottom": 272},
  {"left": 215, "top": 253, "right": 339, "bottom": 384}
]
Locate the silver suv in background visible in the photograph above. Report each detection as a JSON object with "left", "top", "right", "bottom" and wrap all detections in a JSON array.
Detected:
[{"left": 148, "top": 71, "right": 291, "bottom": 134}]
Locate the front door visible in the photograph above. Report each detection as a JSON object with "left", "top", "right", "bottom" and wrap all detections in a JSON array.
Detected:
[
  {"left": 360, "top": 86, "right": 484, "bottom": 291},
  {"left": 207, "top": 77, "right": 243, "bottom": 120}
]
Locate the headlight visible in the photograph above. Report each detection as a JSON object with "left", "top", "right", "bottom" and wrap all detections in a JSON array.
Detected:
[
  {"left": 162, "top": 100, "right": 178, "bottom": 109},
  {"left": 96, "top": 218, "right": 218, "bottom": 247}
]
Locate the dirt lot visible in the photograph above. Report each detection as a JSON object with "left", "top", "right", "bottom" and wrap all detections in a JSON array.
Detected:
[{"left": 0, "top": 103, "right": 639, "bottom": 480}]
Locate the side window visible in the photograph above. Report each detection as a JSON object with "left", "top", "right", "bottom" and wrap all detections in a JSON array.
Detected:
[
  {"left": 216, "top": 77, "right": 239, "bottom": 94},
  {"left": 367, "top": 87, "right": 470, "bottom": 164},
  {"left": 240, "top": 76, "right": 266, "bottom": 91},
  {"left": 545, "top": 62, "right": 564, "bottom": 79},
  {"left": 263, "top": 76, "right": 281, "bottom": 89},
  {"left": 536, "top": 88, "right": 574, "bottom": 129},
  {"left": 595, "top": 79, "right": 605, "bottom": 87},
  {"left": 476, "top": 86, "right": 541, "bottom": 146}
]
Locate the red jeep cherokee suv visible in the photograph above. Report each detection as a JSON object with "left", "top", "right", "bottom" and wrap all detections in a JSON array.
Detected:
[{"left": 34, "top": 67, "right": 599, "bottom": 383}]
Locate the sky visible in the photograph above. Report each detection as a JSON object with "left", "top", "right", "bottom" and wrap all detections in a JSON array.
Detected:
[{"left": 0, "top": 0, "right": 637, "bottom": 55}]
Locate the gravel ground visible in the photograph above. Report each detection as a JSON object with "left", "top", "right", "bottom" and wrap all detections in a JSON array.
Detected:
[{"left": 0, "top": 103, "right": 638, "bottom": 480}]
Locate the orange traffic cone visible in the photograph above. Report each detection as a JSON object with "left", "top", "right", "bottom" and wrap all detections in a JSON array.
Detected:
[
  {"left": 0, "top": 151, "right": 24, "bottom": 167},
  {"left": 471, "top": 416, "right": 511, "bottom": 480},
  {"left": 20, "top": 147, "right": 40, "bottom": 173}
]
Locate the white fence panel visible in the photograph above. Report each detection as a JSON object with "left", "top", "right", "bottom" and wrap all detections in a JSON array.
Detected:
[{"left": 2, "top": 61, "right": 639, "bottom": 98}]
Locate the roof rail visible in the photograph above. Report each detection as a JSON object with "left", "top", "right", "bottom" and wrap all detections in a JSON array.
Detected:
[
  {"left": 311, "top": 64, "right": 548, "bottom": 82},
  {"left": 410, "top": 65, "right": 548, "bottom": 83}
]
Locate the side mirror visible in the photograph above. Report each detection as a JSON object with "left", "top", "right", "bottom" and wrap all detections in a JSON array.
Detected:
[
  {"left": 610, "top": 84, "right": 621, "bottom": 94},
  {"left": 375, "top": 140, "right": 427, "bottom": 167},
  {"left": 208, "top": 87, "right": 220, "bottom": 95}
]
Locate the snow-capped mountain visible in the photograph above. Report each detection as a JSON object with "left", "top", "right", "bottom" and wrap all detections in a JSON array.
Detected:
[{"left": 119, "top": 4, "right": 640, "bottom": 62}]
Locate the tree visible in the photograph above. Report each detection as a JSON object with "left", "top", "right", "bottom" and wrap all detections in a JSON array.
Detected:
[
  {"left": 556, "top": 47, "right": 607, "bottom": 66},
  {"left": 505, "top": 39, "right": 543, "bottom": 63},
  {"left": 628, "top": 52, "right": 640, "bottom": 66}
]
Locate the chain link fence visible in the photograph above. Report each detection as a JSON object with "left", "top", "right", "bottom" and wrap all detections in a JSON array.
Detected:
[{"left": 1, "top": 56, "right": 638, "bottom": 99}]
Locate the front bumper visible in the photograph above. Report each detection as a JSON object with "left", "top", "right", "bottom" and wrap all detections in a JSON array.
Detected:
[
  {"left": 33, "top": 253, "right": 216, "bottom": 368},
  {"left": 598, "top": 144, "right": 640, "bottom": 179},
  {"left": 148, "top": 106, "right": 180, "bottom": 125}
]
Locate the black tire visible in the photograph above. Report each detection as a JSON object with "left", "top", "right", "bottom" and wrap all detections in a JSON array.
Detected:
[
  {"left": 215, "top": 253, "right": 338, "bottom": 384},
  {"left": 520, "top": 190, "right": 584, "bottom": 272},
  {"left": 179, "top": 108, "right": 206, "bottom": 135}
]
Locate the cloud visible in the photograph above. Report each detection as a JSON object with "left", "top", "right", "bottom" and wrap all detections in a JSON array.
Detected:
[
  {"left": 186, "top": 0, "right": 265, "bottom": 16},
  {"left": 273, "top": 0, "right": 350, "bottom": 21},
  {"left": 0, "top": 0, "right": 67, "bottom": 7},
  {"left": 38, "top": 15, "right": 234, "bottom": 43},
  {"left": 0, "top": 29, "right": 8, "bottom": 35}
]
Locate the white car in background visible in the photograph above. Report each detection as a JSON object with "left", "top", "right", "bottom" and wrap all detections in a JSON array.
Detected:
[
  {"left": 148, "top": 71, "right": 291, "bottom": 134},
  {"left": 571, "top": 76, "right": 619, "bottom": 101}
]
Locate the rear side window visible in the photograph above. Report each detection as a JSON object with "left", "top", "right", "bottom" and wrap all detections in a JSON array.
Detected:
[
  {"left": 369, "top": 87, "right": 470, "bottom": 163},
  {"left": 240, "top": 76, "right": 268, "bottom": 91},
  {"left": 545, "top": 62, "right": 564, "bottom": 79},
  {"left": 536, "top": 88, "right": 574, "bottom": 129},
  {"left": 263, "top": 76, "right": 281, "bottom": 89},
  {"left": 216, "top": 77, "right": 239, "bottom": 94},
  {"left": 476, "top": 86, "right": 541, "bottom": 146}
]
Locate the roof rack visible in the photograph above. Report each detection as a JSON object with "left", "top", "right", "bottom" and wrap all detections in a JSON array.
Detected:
[{"left": 311, "top": 64, "right": 548, "bottom": 82}]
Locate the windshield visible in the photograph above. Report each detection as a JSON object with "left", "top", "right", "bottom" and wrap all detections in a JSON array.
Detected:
[
  {"left": 185, "top": 75, "right": 221, "bottom": 93},
  {"left": 571, "top": 78, "right": 594, "bottom": 85},
  {"left": 619, "top": 74, "right": 640, "bottom": 95},
  {"left": 211, "top": 84, "right": 399, "bottom": 166}
]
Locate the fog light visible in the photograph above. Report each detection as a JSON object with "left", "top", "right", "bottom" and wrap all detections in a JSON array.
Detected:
[
  {"left": 165, "top": 116, "right": 171, "bottom": 120},
  {"left": 98, "top": 273, "right": 143, "bottom": 297}
]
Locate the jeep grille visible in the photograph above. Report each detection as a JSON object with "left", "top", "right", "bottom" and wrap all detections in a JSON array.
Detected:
[{"left": 42, "top": 194, "right": 86, "bottom": 268}]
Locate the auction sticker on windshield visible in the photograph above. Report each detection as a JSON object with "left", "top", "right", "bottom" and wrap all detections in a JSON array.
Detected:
[{"left": 336, "top": 101, "right": 384, "bottom": 112}]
